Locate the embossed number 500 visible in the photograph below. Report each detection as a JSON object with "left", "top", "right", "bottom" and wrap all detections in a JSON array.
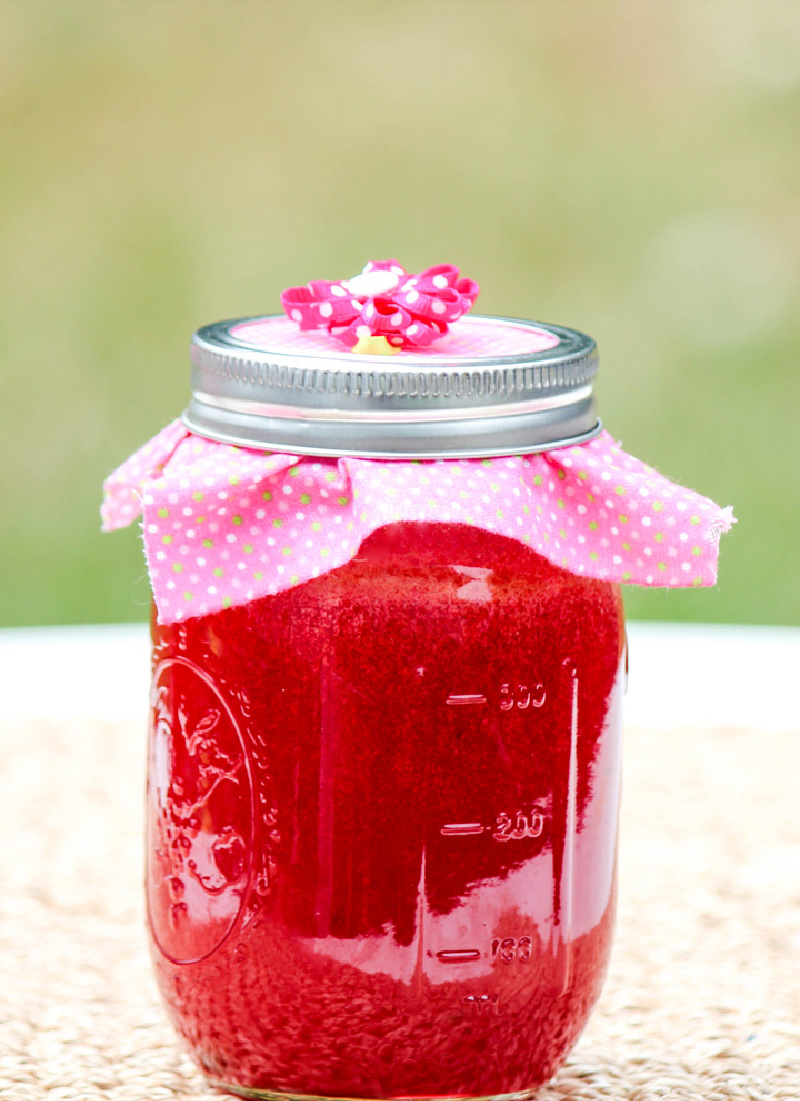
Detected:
[{"left": 499, "top": 682, "right": 546, "bottom": 710}]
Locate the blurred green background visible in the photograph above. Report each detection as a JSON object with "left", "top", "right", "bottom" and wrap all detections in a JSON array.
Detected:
[{"left": 1, "top": 2, "right": 798, "bottom": 627}]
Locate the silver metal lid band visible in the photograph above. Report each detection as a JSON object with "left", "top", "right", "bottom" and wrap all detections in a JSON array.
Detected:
[
  {"left": 183, "top": 395, "right": 601, "bottom": 459},
  {"left": 184, "top": 314, "right": 602, "bottom": 458}
]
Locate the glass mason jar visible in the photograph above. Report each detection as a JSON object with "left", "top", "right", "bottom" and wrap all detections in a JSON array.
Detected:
[{"left": 144, "top": 314, "right": 625, "bottom": 1099}]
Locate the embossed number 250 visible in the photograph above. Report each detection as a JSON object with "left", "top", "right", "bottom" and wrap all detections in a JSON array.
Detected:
[{"left": 492, "top": 808, "right": 545, "bottom": 842}]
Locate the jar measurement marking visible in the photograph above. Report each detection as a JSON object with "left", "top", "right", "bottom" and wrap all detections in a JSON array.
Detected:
[
  {"left": 437, "top": 949, "right": 482, "bottom": 963},
  {"left": 440, "top": 822, "right": 485, "bottom": 837},
  {"left": 446, "top": 693, "right": 487, "bottom": 707},
  {"left": 492, "top": 808, "right": 545, "bottom": 842},
  {"left": 499, "top": 682, "right": 546, "bottom": 710},
  {"left": 441, "top": 807, "right": 548, "bottom": 841},
  {"left": 492, "top": 936, "right": 533, "bottom": 963}
]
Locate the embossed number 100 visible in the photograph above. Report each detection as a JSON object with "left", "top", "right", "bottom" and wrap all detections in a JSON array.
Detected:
[{"left": 491, "top": 936, "right": 533, "bottom": 963}]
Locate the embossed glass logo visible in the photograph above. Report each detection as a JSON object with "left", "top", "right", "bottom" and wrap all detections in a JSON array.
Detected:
[{"left": 147, "top": 658, "right": 254, "bottom": 964}]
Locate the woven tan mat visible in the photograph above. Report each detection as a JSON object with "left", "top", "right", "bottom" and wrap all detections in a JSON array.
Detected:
[{"left": 1, "top": 717, "right": 798, "bottom": 1101}]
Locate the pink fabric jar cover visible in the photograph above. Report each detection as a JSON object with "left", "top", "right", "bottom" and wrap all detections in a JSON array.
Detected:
[{"left": 102, "top": 420, "right": 734, "bottom": 625}]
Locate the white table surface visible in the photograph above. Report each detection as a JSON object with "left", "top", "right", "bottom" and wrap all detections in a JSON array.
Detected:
[{"left": 0, "top": 620, "right": 798, "bottom": 731}]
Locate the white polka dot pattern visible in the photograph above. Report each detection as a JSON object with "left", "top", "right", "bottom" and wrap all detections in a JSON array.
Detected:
[
  {"left": 278, "top": 260, "right": 482, "bottom": 350},
  {"left": 102, "top": 420, "right": 734, "bottom": 625}
]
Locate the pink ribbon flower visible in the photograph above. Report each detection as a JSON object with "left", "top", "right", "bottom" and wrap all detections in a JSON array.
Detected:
[{"left": 280, "top": 260, "right": 480, "bottom": 351}]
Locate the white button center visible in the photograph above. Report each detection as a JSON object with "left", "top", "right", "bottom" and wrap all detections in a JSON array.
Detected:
[{"left": 344, "top": 269, "right": 401, "bottom": 298}]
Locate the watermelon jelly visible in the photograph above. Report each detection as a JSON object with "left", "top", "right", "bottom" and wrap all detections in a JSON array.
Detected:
[{"left": 102, "top": 262, "right": 732, "bottom": 1100}]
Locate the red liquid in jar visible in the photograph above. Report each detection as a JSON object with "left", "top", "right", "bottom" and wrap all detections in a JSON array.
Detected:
[{"left": 147, "top": 524, "right": 624, "bottom": 1099}]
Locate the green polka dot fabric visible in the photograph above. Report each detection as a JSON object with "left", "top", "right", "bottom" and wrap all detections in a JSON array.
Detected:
[{"left": 102, "top": 420, "right": 734, "bottom": 624}]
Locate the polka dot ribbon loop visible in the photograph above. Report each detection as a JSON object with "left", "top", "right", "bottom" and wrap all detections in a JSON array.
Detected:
[
  {"left": 102, "top": 422, "right": 735, "bottom": 625},
  {"left": 280, "top": 260, "right": 480, "bottom": 351}
]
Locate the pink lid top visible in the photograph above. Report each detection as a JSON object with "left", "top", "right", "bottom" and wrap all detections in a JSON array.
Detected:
[{"left": 228, "top": 315, "right": 561, "bottom": 359}]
